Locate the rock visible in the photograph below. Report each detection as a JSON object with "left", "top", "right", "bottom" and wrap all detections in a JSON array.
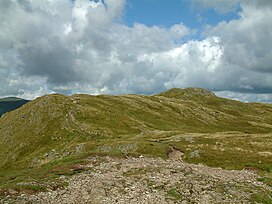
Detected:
[
  {"left": 167, "top": 145, "right": 184, "bottom": 160},
  {"left": 185, "top": 136, "right": 195, "bottom": 143},
  {"left": 189, "top": 150, "right": 201, "bottom": 158},
  {"left": 8, "top": 189, "right": 18, "bottom": 195}
]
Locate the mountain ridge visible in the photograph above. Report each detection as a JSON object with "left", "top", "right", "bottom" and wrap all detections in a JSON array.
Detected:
[
  {"left": 0, "top": 88, "right": 271, "bottom": 200},
  {"left": 0, "top": 88, "right": 271, "bottom": 168}
]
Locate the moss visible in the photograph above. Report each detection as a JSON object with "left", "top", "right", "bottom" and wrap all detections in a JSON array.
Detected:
[{"left": 167, "top": 188, "right": 182, "bottom": 200}]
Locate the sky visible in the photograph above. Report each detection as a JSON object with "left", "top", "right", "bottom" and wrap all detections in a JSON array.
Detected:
[{"left": 0, "top": 0, "right": 272, "bottom": 102}]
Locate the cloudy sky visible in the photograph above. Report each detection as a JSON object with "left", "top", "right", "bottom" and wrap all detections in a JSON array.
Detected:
[{"left": 0, "top": 0, "right": 272, "bottom": 102}]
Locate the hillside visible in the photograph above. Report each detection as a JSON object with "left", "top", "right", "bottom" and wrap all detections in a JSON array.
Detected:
[
  {"left": 0, "top": 88, "right": 271, "bottom": 202},
  {"left": 0, "top": 97, "right": 29, "bottom": 117}
]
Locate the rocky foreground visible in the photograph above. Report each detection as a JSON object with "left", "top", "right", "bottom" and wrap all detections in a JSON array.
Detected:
[{"left": 1, "top": 156, "right": 271, "bottom": 204}]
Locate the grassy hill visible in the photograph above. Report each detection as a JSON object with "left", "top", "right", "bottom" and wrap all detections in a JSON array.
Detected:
[
  {"left": 0, "top": 88, "right": 271, "bottom": 196},
  {"left": 0, "top": 97, "right": 29, "bottom": 117}
]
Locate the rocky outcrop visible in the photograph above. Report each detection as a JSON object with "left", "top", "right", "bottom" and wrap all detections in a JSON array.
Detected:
[{"left": 167, "top": 145, "right": 184, "bottom": 160}]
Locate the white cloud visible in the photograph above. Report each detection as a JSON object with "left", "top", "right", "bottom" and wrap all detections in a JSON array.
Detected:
[
  {"left": 193, "top": 0, "right": 272, "bottom": 13},
  {"left": 215, "top": 91, "right": 272, "bottom": 103},
  {"left": 0, "top": 0, "right": 272, "bottom": 102},
  {"left": 205, "top": 3, "right": 272, "bottom": 72}
]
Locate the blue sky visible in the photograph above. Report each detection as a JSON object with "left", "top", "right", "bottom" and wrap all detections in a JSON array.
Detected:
[
  {"left": 124, "top": 0, "right": 241, "bottom": 36},
  {"left": 0, "top": 0, "right": 272, "bottom": 102}
]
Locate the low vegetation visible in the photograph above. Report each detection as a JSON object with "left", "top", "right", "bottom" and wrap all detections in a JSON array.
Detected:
[{"left": 0, "top": 88, "right": 271, "bottom": 199}]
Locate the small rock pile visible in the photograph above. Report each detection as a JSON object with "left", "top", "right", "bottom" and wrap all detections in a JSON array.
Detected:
[{"left": 1, "top": 156, "right": 270, "bottom": 204}]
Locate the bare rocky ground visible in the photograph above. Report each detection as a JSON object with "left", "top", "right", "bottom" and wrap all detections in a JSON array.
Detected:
[{"left": 1, "top": 156, "right": 271, "bottom": 204}]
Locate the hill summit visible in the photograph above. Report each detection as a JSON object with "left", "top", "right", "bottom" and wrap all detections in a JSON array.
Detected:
[{"left": 157, "top": 87, "right": 216, "bottom": 100}]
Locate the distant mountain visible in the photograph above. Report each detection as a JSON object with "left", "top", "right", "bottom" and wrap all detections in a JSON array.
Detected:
[{"left": 0, "top": 97, "right": 29, "bottom": 117}]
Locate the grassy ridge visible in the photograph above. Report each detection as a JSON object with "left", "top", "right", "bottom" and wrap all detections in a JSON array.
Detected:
[{"left": 0, "top": 88, "right": 271, "bottom": 192}]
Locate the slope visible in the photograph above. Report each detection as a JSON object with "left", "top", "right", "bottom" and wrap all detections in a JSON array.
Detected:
[{"left": 0, "top": 88, "right": 271, "bottom": 194}]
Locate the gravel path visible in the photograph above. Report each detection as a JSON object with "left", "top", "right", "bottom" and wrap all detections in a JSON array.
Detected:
[{"left": 1, "top": 156, "right": 271, "bottom": 204}]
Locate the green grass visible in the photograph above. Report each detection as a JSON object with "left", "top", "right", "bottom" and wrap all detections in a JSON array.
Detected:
[
  {"left": 0, "top": 154, "right": 91, "bottom": 196},
  {"left": 0, "top": 88, "right": 272, "bottom": 194},
  {"left": 257, "top": 178, "right": 272, "bottom": 187},
  {"left": 167, "top": 188, "right": 182, "bottom": 200},
  {"left": 250, "top": 192, "right": 272, "bottom": 204}
]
